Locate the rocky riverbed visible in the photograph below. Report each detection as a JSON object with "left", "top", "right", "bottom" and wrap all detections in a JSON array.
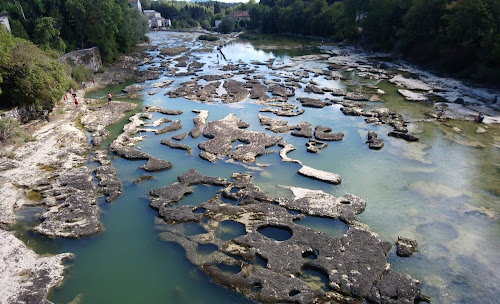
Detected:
[{"left": 2, "top": 30, "right": 500, "bottom": 304}]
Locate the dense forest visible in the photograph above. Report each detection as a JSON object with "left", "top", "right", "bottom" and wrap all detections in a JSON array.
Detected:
[
  {"left": 0, "top": 0, "right": 148, "bottom": 112},
  {"left": 248, "top": 0, "right": 499, "bottom": 84}
]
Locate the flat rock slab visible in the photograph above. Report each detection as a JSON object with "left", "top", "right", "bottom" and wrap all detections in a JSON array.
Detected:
[
  {"left": 298, "top": 165, "right": 342, "bottom": 184},
  {"left": 345, "top": 92, "right": 372, "bottom": 101},
  {"left": 314, "top": 125, "right": 344, "bottom": 141},
  {"left": 94, "top": 165, "right": 122, "bottom": 202},
  {"left": 279, "top": 186, "right": 365, "bottom": 224},
  {"left": 260, "top": 107, "right": 305, "bottom": 117},
  {"left": 189, "top": 110, "right": 209, "bottom": 138},
  {"left": 228, "top": 131, "right": 281, "bottom": 163},
  {"left": 366, "top": 131, "right": 384, "bottom": 150},
  {"left": 306, "top": 139, "right": 328, "bottom": 153},
  {"left": 140, "top": 157, "right": 173, "bottom": 172},
  {"left": 34, "top": 167, "right": 102, "bottom": 238},
  {"left": 144, "top": 105, "right": 183, "bottom": 115},
  {"left": 161, "top": 138, "right": 192, "bottom": 154},
  {"left": 297, "top": 97, "right": 332, "bottom": 108},
  {"left": 291, "top": 121, "right": 313, "bottom": 138},
  {"left": 156, "top": 120, "right": 182, "bottom": 134},
  {"left": 398, "top": 89, "right": 428, "bottom": 101},
  {"left": 198, "top": 114, "right": 248, "bottom": 161},
  {"left": 222, "top": 80, "right": 249, "bottom": 103},
  {"left": 388, "top": 131, "right": 419, "bottom": 142},
  {"left": 390, "top": 75, "right": 433, "bottom": 91}
]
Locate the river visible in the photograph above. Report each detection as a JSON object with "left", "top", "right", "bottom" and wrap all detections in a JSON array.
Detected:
[{"left": 15, "top": 31, "right": 500, "bottom": 304}]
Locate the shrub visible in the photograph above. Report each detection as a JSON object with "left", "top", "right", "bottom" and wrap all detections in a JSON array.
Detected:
[
  {"left": 72, "top": 65, "right": 94, "bottom": 83},
  {"left": 0, "top": 118, "right": 22, "bottom": 143},
  {"left": 198, "top": 34, "right": 219, "bottom": 41}
]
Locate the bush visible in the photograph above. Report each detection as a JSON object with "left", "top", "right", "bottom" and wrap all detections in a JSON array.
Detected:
[
  {"left": 72, "top": 65, "right": 94, "bottom": 83},
  {"left": 219, "top": 17, "right": 236, "bottom": 34},
  {"left": 198, "top": 34, "right": 219, "bottom": 41},
  {"left": 0, "top": 118, "right": 33, "bottom": 144}
]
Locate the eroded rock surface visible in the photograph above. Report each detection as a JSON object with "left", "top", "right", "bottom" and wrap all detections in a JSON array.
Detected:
[
  {"left": 0, "top": 229, "right": 73, "bottom": 304},
  {"left": 366, "top": 131, "right": 384, "bottom": 150},
  {"left": 190, "top": 110, "right": 209, "bottom": 138},
  {"left": 396, "top": 236, "right": 418, "bottom": 257},
  {"left": 306, "top": 139, "right": 328, "bottom": 153},
  {"left": 150, "top": 172, "right": 426, "bottom": 304},
  {"left": 140, "top": 157, "right": 173, "bottom": 172},
  {"left": 228, "top": 131, "right": 281, "bottom": 163},
  {"left": 198, "top": 114, "right": 248, "bottom": 161},
  {"left": 292, "top": 121, "right": 313, "bottom": 138},
  {"left": 314, "top": 125, "right": 344, "bottom": 141},
  {"left": 297, "top": 98, "right": 332, "bottom": 108},
  {"left": 34, "top": 167, "right": 101, "bottom": 238},
  {"left": 298, "top": 165, "right": 342, "bottom": 184},
  {"left": 161, "top": 138, "right": 192, "bottom": 154}
]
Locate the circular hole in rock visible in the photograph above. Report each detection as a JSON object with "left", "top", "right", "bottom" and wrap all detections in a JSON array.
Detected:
[
  {"left": 340, "top": 200, "right": 351, "bottom": 204},
  {"left": 215, "top": 221, "right": 246, "bottom": 242},
  {"left": 257, "top": 225, "right": 293, "bottom": 241},
  {"left": 197, "top": 243, "right": 218, "bottom": 255},
  {"left": 302, "top": 249, "right": 319, "bottom": 260},
  {"left": 289, "top": 290, "right": 301, "bottom": 297},
  {"left": 252, "top": 282, "right": 262, "bottom": 292},
  {"left": 182, "top": 222, "right": 208, "bottom": 236},
  {"left": 251, "top": 253, "right": 268, "bottom": 268},
  {"left": 215, "top": 263, "right": 241, "bottom": 275},
  {"left": 230, "top": 187, "right": 240, "bottom": 194},
  {"left": 193, "top": 207, "right": 206, "bottom": 214},
  {"left": 287, "top": 209, "right": 301, "bottom": 215},
  {"left": 299, "top": 265, "right": 330, "bottom": 291}
]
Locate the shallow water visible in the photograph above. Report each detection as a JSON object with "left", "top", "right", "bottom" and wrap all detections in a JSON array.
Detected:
[{"left": 13, "top": 32, "right": 500, "bottom": 304}]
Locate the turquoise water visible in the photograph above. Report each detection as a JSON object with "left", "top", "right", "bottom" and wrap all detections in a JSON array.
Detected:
[{"left": 14, "top": 32, "right": 500, "bottom": 303}]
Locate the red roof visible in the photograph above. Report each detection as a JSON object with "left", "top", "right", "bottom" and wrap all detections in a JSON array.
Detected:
[{"left": 233, "top": 11, "right": 250, "bottom": 18}]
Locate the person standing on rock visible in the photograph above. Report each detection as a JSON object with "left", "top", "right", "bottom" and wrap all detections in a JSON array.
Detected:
[
  {"left": 107, "top": 92, "right": 112, "bottom": 104},
  {"left": 74, "top": 97, "right": 79, "bottom": 107}
]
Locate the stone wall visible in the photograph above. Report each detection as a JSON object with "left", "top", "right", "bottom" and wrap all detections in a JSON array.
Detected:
[{"left": 60, "top": 46, "right": 102, "bottom": 72}]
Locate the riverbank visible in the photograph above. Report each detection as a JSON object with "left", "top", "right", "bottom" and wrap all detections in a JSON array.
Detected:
[{"left": 0, "top": 50, "right": 143, "bottom": 302}]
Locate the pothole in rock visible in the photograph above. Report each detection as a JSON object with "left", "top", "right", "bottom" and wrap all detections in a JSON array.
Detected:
[
  {"left": 250, "top": 253, "right": 268, "bottom": 268},
  {"left": 196, "top": 243, "right": 218, "bottom": 255},
  {"left": 220, "top": 195, "right": 238, "bottom": 205},
  {"left": 182, "top": 222, "right": 208, "bottom": 236},
  {"left": 215, "top": 220, "right": 246, "bottom": 242},
  {"left": 193, "top": 207, "right": 206, "bottom": 214},
  {"left": 215, "top": 263, "right": 241, "bottom": 275},
  {"left": 294, "top": 216, "right": 349, "bottom": 238},
  {"left": 302, "top": 249, "right": 319, "bottom": 260},
  {"left": 257, "top": 225, "right": 293, "bottom": 241},
  {"left": 299, "top": 265, "right": 331, "bottom": 291}
]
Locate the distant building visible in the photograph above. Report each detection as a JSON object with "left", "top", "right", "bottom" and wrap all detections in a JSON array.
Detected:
[
  {"left": 0, "top": 11, "right": 11, "bottom": 33},
  {"left": 129, "top": 0, "right": 142, "bottom": 11},
  {"left": 143, "top": 10, "right": 170, "bottom": 29},
  {"left": 232, "top": 11, "right": 250, "bottom": 21}
]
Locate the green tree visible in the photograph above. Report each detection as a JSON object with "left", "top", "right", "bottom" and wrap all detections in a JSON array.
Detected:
[
  {"left": 0, "top": 33, "right": 68, "bottom": 112},
  {"left": 219, "top": 16, "right": 236, "bottom": 34},
  {"left": 33, "top": 16, "right": 66, "bottom": 52},
  {"left": 0, "top": 28, "right": 15, "bottom": 96}
]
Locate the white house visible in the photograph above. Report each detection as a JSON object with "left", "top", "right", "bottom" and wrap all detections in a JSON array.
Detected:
[
  {"left": 128, "top": 0, "right": 142, "bottom": 11},
  {"left": 0, "top": 11, "right": 11, "bottom": 33},
  {"left": 143, "top": 10, "right": 170, "bottom": 29}
]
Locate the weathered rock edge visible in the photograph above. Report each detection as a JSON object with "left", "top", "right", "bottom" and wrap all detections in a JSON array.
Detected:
[{"left": 0, "top": 229, "right": 73, "bottom": 304}]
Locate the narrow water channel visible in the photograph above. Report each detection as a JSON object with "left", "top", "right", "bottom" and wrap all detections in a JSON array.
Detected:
[{"left": 15, "top": 31, "right": 500, "bottom": 304}]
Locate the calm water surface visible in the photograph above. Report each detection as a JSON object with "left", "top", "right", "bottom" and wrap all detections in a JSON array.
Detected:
[{"left": 14, "top": 32, "right": 500, "bottom": 304}]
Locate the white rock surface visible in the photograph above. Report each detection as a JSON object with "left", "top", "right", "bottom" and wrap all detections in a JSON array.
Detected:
[
  {"left": 298, "top": 165, "right": 342, "bottom": 184},
  {"left": 398, "top": 89, "right": 429, "bottom": 101},
  {"left": 0, "top": 229, "right": 73, "bottom": 304}
]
